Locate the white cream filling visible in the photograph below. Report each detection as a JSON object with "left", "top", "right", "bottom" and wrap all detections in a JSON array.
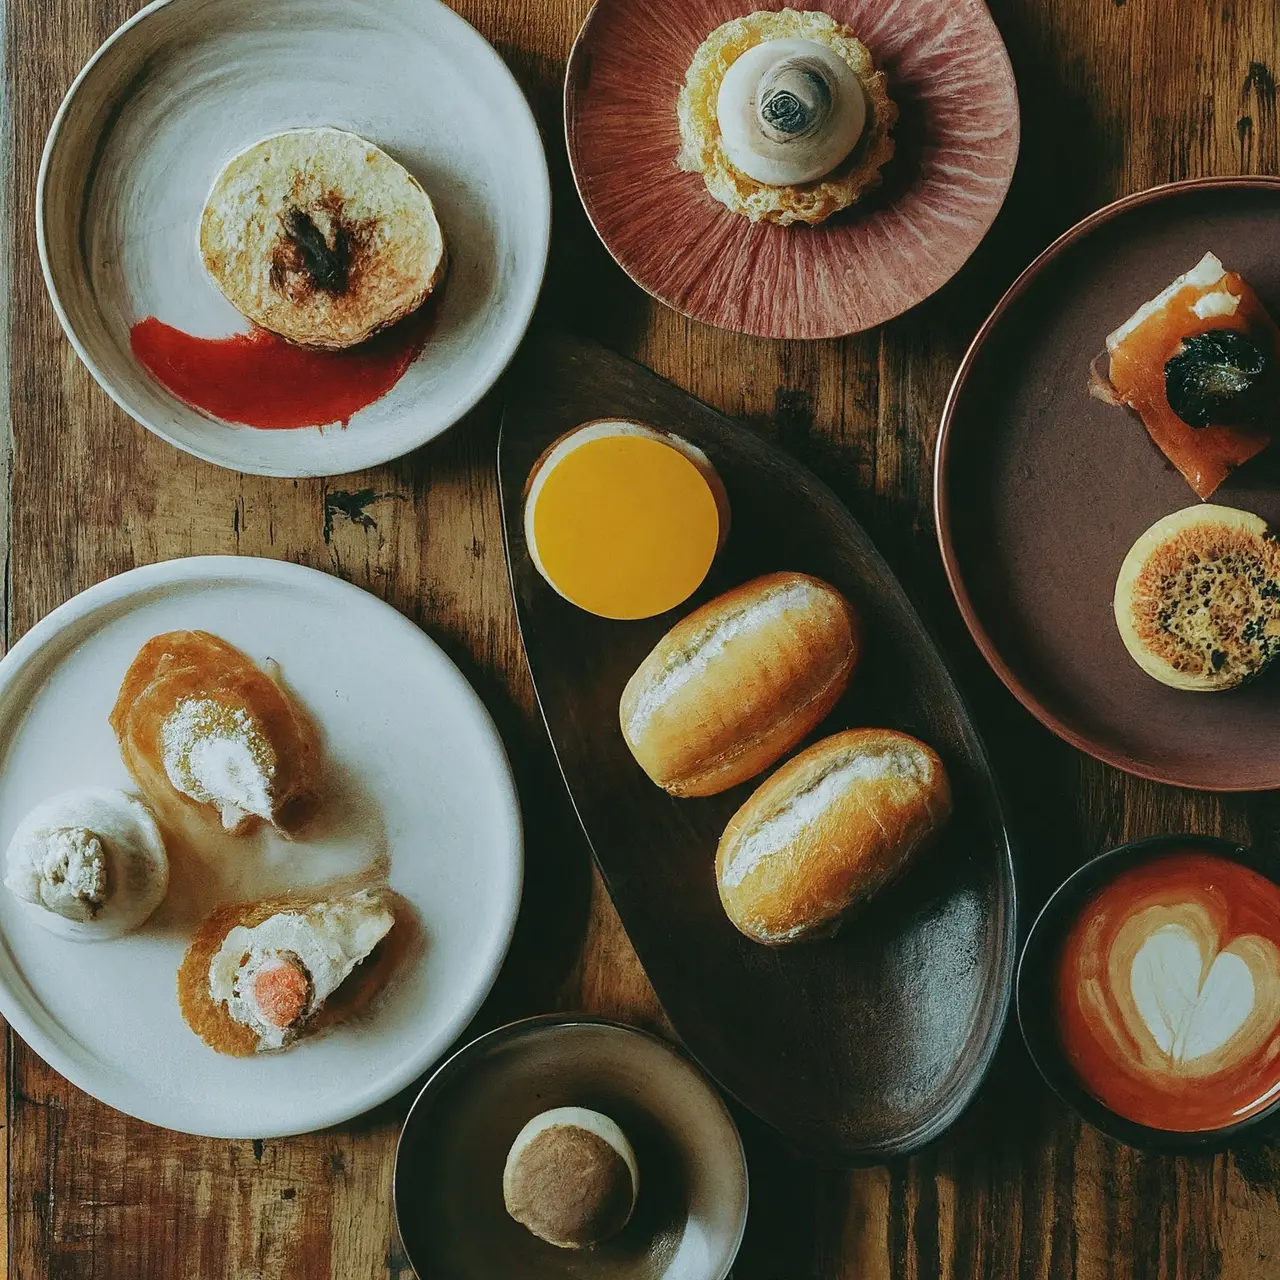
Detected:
[
  {"left": 3, "top": 789, "right": 168, "bottom": 939},
  {"left": 626, "top": 581, "right": 818, "bottom": 741},
  {"left": 161, "top": 699, "right": 276, "bottom": 829},
  {"left": 186, "top": 733, "right": 273, "bottom": 824},
  {"left": 208, "top": 890, "right": 393, "bottom": 1050},
  {"left": 716, "top": 38, "right": 866, "bottom": 186},
  {"left": 1107, "top": 251, "right": 1226, "bottom": 350},
  {"left": 7, "top": 826, "right": 106, "bottom": 921},
  {"left": 1129, "top": 923, "right": 1255, "bottom": 1061},
  {"left": 1191, "top": 289, "right": 1240, "bottom": 320},
  {"left": 720, "top": 748, "right": 924, "bottom": 889}
]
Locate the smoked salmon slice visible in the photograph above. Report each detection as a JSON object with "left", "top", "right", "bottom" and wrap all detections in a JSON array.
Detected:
[{"left": 1101, "top": 252, "right": 1277, "bottom": 499}]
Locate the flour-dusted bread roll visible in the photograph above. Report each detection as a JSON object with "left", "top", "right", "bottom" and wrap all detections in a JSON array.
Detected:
[
  {"left": 619, "top": 572, "right": 859, "bottom": 797},
  {"left": 716, "top": 728, "right": 951, "bottom": 945},
  {"left": 200, "top": 128, "right": 446, "bottom": 349}
]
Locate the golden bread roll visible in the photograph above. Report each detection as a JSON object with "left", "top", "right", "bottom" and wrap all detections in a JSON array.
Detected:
[
  {"left": 200, "top": 128, "right": 445, "bottom": 349},
  {"left": 716, "top": 728, "right": 951, "bottom": 945},
  {"left": 619, "top": 572, "right": 859, "bottom": 796},
  {"left": 1113, "top": 504, "right": 1280, "bottom": 691}
]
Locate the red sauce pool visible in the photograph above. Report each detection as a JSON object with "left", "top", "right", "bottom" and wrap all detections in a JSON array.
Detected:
[
  {"left": 1057, "top": 851, "right": 1280, "bottom": 1132},
  {"left": 129, "top": 310, "right": 432, "bottom": 430}
]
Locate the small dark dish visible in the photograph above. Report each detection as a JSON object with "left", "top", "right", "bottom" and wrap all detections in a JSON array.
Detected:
[
  {"left": 1017, "top": 832, "right": 1280, "bottom": 1152},
  {"left": 498, "top": 333, "right": 1017, "bottom": 1164},
  {"left": 393, "top": 1015, "right": 748, "bottom": 1280}
]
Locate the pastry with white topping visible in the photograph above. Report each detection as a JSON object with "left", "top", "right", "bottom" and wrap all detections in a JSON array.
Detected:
[
  {"left": 178, "top": 887, "right": 395, "bottom": 1054},
  {"left": 110, "top": 630, "right": 319, "bottom": 835},
  {"left": 3, "top": 788, "right": 168, "bottom": 940},
  {"left": 676, "top": 8, "right": 896, "bottom": 226}
]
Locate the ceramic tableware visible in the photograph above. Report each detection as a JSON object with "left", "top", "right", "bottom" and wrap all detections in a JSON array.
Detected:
[
  {"left": 565, "top": 0, "right": 1019, "bottom": 338},
  {"left": 38, "top": 0, "right": 551, "bottom": 476},
  {"left": 0, "top": 556, "right": 522, "bottom": 1137},
  {"left": 1018, "top": 833, "right": 1280, "bottom": 1152},
  {"left": 936, "top": 176, "right": 1280, "bottom": 790},
  {"left": 393, "top": 1015, "right": 748, "bottom": 1280},
  {"left": 498, "top": 332, "right": 1017, "bottom": 1163}
]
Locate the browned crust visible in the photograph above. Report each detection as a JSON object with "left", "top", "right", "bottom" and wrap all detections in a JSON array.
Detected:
[
  {"left": 1126, "top": 520, "right": 1280, "bottom": 687},
  {"left": 177, "top": 883, "right": 403, "bottom": 1056},
  {"left": 504, "top": 1127, "right": 634, "bottom": 1247},
  {"left": 110, "top": 630, "right": 321, "bottom": 836}
]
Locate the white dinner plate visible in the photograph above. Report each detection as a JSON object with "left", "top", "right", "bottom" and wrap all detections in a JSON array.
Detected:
[
  {"left": 0, "top": 557, "right": 523, "bottom": 1137},
  {"left": 37, "top": 0, "right": 551, "bottom": 476}
]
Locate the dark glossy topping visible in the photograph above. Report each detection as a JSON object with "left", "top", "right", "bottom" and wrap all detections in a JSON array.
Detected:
[
  {"left": 274, "top": 206, "right": 350, "bottom": 295},
  {"left": 761, "top": 73, "right": 830, "bottom": 138},
  {"left": 1164, "top": 329, "right": 1277, "bottom": 429}
]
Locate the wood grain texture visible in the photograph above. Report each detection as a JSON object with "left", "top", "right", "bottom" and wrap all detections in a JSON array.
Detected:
[{"left": 3, "top": 0, "right": 1280, "bottom": 1277}]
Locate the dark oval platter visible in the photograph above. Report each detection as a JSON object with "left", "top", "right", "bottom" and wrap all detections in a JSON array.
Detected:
[{"left": 497, "top": 333, "right": 1017, "bottom": 1163}]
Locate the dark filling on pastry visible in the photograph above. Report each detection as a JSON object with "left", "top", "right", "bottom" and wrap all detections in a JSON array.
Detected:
[
  {"left": 271, "top": 205, "right": 352, "bottom": 297},
  {"left": 1135, "top": 525, "right": 1280, "bottom": 680}
]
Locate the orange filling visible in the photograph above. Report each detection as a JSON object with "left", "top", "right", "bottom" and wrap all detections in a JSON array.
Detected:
[
  {"left": 1107, "top": 269, "right": 1275, "bottom": 498},
  {"left": 529, "top": 433, "right": 722, "bottom": 620},
  {"left": 252, "top": 958, "right": 310, "bottom": 1029}
]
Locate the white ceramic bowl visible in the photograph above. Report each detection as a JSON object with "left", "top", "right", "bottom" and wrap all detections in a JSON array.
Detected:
[{"left": 38, "top": 0, "right": 551, "bottom": 477}]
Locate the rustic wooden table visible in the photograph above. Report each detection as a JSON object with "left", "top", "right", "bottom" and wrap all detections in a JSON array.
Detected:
[{"left": 6, "top": 0, "right": 1280, "bottom": 1275}]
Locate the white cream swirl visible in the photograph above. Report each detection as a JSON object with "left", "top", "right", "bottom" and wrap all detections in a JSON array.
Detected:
[
  {"left": 716, "top": 38, "right": 866, "bottom": 186},
  {"left": 3, "top": 788, "right": 168, "bottom": 940}
]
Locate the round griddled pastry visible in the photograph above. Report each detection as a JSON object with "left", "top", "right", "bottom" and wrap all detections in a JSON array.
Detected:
[
  {"left": 676, "top": 8, "right": 896, "bottom": 226},
  {"left": 1113, "top": 504, "right": 1280, "bottom": 691},
  {"left": 199, "top": 127, "right": 446, "bottom": 349},
  {"left": 501, "top": 1106, "right": 639, "bottom": 1248}
]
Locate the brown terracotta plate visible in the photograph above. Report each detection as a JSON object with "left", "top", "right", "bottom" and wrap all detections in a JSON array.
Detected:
[
  {"left": 497, "top": 332, "right": 1016, "bottom": 1163},
  {"left": 936, "top": 177, "right": 1280, "bottom": 791},
  {"left": 564, "top": 0, "right": 1019, "bottom": 339}
]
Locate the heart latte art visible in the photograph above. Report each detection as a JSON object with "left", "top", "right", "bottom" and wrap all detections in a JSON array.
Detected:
[{"left": 1057, "top": 853, "right": 1280, "bottom": 1132}]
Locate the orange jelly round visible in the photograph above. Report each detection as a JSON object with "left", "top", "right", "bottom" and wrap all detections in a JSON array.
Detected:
[{"left": 525, "top": 425, "right": 724, "bottom": 620}]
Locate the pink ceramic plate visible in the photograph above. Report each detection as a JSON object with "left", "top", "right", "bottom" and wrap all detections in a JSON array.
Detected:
[{"left": 565, "top": 0, "right": 1019, "bottom": 339}]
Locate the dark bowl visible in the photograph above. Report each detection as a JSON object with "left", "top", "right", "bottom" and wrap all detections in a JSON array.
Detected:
[
  {"left": 392, "top": 1015, "right": 748, "bottom": 1279},
  {"left": 1017, "top": 833, "right": 1280, "bottom": 1153}
]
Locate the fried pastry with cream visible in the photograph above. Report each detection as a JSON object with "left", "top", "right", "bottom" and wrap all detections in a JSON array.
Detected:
[
  {"left": 1114, "top": 505, "right": 1280, "bottom": 691},
  {"left": 178, "top": 887, "right": 395, "bottom": 1054},
  {"left": 200, "top": 128, "right": 446, "bottom": 349},
  {"left": 110, "top": 631, "right": 320, "bottom": 835},
  {"left": 3, "top": 788, "right": 168, "bottom": 940},
  {"left": 677, "top": 8, "right": 896, "bottom": 226}
]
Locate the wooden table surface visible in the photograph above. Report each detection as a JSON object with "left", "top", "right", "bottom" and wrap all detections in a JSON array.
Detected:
[{"left": 5, "top": 0, "right": 1280, "bottom": 1276}]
